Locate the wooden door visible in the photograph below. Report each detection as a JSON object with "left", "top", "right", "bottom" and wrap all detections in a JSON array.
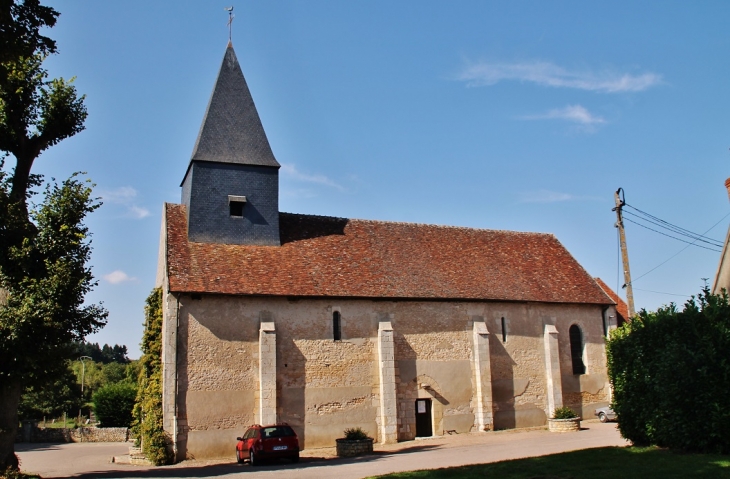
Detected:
[{"left": 415, "top": 399, "right": 432, "bottom": 437}]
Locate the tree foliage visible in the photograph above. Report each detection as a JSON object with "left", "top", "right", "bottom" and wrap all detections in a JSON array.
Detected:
[
  {"left": 18, "top": 353, "right": 138, "bottom": 422},
  {"left": 0, "top": 175, "right": 107, "bottom": 385},
  {"left": 607, "top": 288, "right": 730, "bottom": 453},
  {"left": 132, "top": 287, "right": 171, "bottom": 465},
  {"left": 0, "top": 0, "right": 59, "bottom": 64},
  {"left": 0, "top": 0, "right": 104, "bottom": 471},
  {"left": 92, "top": 382, "right": 136, "bottom": 428},
  {"left": 74, "top": 341, "right": 130, "bottom": 364},
  {"left": 17, "top": 363, "right": 80, "bottom": 419}
]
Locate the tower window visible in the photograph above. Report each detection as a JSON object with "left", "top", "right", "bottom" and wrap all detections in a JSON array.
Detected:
[
  {"left": 501, "top": 317, "right": 507, "bottom": 342},
  {"left": 569, "top": 324, "right": 586, "bottom": 375},
  {"left": 228, "top": 195, "right": 247, "bottom": 217},
  {"left": 333, "top": 311, "right": 341, "bottom": 341}
]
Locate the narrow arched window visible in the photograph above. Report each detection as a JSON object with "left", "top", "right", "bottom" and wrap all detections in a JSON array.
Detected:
[
  {"left": 501, "top": 317, "right": 507, "bottom": 343},
  {"left": 333, "top": 311, "right": 341, "bottom": 341},
  {"left": 569, "top": 325, "right": 586, "bottom": 374}
]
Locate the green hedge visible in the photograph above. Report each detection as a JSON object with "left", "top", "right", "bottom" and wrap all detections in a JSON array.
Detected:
[
  {"left": 606, "top": 288, "right": 730, "bottom": 453},
  {"left": 132, "top": 287, "right": 171, "bottom": 465},
  {"left": 93, "top": 382, "right": 136, "bottom": 427}
]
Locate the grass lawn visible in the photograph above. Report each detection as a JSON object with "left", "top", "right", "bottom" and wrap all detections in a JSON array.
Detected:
[{"left": 369, "top": 446, "right": 730, "bottom": 478}]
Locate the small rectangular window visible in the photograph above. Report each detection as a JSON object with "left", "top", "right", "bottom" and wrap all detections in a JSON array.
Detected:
[
  {"left": 228, "top": 195, "right": 247, "bottom": 217},
  {"left": 333, "top": 311, "right": 341, "bottom": 341},
  {"left": 501, "top": 317, "right": 507, "bottom": 343}
]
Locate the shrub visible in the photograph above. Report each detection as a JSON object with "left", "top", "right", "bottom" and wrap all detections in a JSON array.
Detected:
[
  {"left": 552, "top": 406, "right": 578, "bottom": 419},
  {"left": 92, "top": 381, "right": 136, "bottom": 427},
  {"left": 343, "top": 427, "right": 370, "bottom": 440},
  {"left": 1, "top": 469, "right": 40, "bottom": 479},
  {"left": 132, "top": 288, "right": 172, "bottom": 465},
  {"left": 607, "top": 288, "right": 730, "bottom": 453}
]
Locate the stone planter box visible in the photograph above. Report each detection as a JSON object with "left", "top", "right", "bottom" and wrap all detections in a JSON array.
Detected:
[
  {"left": 336, "top": 438, "right": 374, "bottom": 457},
  {"left": 548, "top": 417, "right": 581, "bottom": 432}
]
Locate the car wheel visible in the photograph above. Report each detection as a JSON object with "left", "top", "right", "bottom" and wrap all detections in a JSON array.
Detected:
[
  {"left": 249, "top": 449, "right": 257, "bottom": 466},
  {"left": 236, "top": 449, "right": 244, "bottom": 464},
  {"left": 291, "top": 453, "right": 299, "bottom": 463},
  {"left": 598, "top": 412, "right": 608, "bottom": 423}
]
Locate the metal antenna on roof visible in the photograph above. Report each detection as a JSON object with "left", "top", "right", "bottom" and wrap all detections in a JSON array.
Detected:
[{"left": 225, "top": 6, "right": 235, "bottom": 44}]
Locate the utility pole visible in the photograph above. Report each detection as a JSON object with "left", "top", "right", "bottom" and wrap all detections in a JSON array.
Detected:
[{"left": 613, "top": 188, "right": 636, "bottom": 318}]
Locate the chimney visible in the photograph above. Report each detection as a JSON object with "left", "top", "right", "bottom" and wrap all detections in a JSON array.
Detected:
[{"left": 725, "top": 178, "right": 730, "bottom": 203}]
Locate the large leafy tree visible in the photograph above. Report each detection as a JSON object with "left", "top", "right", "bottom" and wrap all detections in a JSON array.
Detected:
[{"left": 0, "top": 0, "right": 107, "bottom": 470}]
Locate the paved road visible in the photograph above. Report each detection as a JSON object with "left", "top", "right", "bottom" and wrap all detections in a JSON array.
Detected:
[{"left": 16, "top": 421, "right": 628, "bottom": 479}]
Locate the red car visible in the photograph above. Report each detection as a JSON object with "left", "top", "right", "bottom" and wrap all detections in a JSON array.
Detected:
[{"left": 236, "top": 423, "right": 300, "bottom": 465}]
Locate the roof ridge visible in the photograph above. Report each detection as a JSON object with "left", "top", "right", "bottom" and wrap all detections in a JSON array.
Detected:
[{"left": 280, "top": 211, "right": 554, "bottom": 236}]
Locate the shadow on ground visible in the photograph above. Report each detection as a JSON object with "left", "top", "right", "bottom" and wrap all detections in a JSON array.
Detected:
[{"left": 63, "top": 444, "right": 442, "bottom": 478}]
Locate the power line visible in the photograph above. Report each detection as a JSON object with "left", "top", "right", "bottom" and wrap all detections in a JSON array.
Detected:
[
  {"left": 629, "top": 211, "right": 730, "bottom": 285},
  {"left": 623, "top": 210, "right": 723, "bottom": 247},
  {"left": 625, "top": 203, "right": 723, "bottom": 245},
  {"left": 633, "top": 287, "right": 691, "bottom": 298},
  {"left": 624, "top": 217, "right": 722, "bottom": 252}
]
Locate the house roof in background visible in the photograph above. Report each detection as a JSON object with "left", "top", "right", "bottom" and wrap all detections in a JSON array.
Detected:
[
  {"left": 164, "top": 203, "right": 613, "bottom": 305},
  {"left": 594, "top": 277, "right": 628, "bottom": 320}
]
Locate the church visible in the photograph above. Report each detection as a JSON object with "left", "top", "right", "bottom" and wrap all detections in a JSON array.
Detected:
[{"left": 156, "top": 43, "right": 618, "bottom": 460}]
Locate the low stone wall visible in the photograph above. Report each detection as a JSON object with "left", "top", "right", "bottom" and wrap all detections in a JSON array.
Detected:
[{"left": 16, "top": 423, "right": 129, "bottom": 443}]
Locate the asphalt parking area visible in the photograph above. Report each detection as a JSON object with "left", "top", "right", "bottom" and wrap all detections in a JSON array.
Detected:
[{"left": 16, "top": 420, "right": 627, "bottom": 479}]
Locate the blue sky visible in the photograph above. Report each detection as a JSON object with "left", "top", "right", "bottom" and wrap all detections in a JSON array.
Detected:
[{"left": 25, "top": 1, "right": 730, "bottom": 358}]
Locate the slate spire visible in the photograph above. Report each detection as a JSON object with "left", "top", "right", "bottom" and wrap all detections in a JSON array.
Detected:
[{"left": 189, "top": 44, "right": 280, "bottom": 168}]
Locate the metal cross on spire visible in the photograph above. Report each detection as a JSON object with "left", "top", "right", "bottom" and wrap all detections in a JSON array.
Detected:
[{"left": 225, "top": 6, "right": 235, "bottom": 43}]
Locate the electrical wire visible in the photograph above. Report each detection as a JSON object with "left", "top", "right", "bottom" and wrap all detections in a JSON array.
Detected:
[
  {"left": 625, "top": 204, "right": 723, "bottom": 245},
  {"left": 624, "top": 217, "right": 722, "bottom": 252},
  {"left": 628, "top": 211, "right": 730, "bottom": 285},
  {"left": 623, "top": 210, "right": 723, "bottom": 247},
  {"left": 633, "top": 287, "right": 691, "bottom": 298}
]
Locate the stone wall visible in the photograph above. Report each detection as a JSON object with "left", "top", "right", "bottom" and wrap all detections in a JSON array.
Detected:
[
  {"left": 16, "top": 424, "right": 129, "bottom": 443},
  {"left": 168, "top": 294, "right": 613, "bottom": 459}
]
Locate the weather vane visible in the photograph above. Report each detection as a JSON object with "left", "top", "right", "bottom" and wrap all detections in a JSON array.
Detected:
[{"left": 225, "top": 6, "right": 235, "bottom": 43}]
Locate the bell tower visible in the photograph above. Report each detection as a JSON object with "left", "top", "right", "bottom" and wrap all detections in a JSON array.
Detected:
[{"left": 181, "top": 43, "right": 281, "bottom": 246}]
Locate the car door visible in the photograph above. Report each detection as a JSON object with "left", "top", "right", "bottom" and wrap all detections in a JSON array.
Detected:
[{"left": 243, "top": 428, "right": 257, "bottom": 454}]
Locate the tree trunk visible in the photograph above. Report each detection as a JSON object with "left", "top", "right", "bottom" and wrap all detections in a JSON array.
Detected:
[{"left": 0, "top": 378, "right": 22, "bottom": 471}]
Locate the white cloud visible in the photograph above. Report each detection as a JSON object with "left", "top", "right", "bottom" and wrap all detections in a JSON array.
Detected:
[
  {"left": 128, "top": 205, "right": 151, "bottom": 219},
  {"left": 522, "top": 105, "right": 606, "bottom": 125},
  {"left": 103, "top": 270, "right": 136, "bottom": 284},
  {"left": 519, "top": 189, "right": 602, "bottom": 203},
  {"left": 282, "top": 188, "right": 319, "bottom": 199},
  {"left": 458, "top": 60, "right": 661, "bottom": 93},
  {"left": 99, "top": 186, "right": 137, "bottom": 203},
  {"left": 281, "top": 163, "right": 345, "bottom": 191},
  {"left": 99, "top": 186, "right": 150, "bottom": 219}
]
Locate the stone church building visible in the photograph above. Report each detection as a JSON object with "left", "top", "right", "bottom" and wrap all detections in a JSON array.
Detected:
[{"left": 156, "top": 43, "right": 618, "bottom": 460}]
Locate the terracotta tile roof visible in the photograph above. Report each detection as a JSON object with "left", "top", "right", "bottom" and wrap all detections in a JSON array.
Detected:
[
  {"left": 165, "top": 203, "right": 612, "bottom": 304},
  {"left": 594, "top": 277, "right": 629, "bottom": 321}
]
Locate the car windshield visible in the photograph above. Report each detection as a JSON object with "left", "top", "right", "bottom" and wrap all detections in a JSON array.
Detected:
[{"left": 261, "top": 426, "right": 295, "bottom": 438}]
